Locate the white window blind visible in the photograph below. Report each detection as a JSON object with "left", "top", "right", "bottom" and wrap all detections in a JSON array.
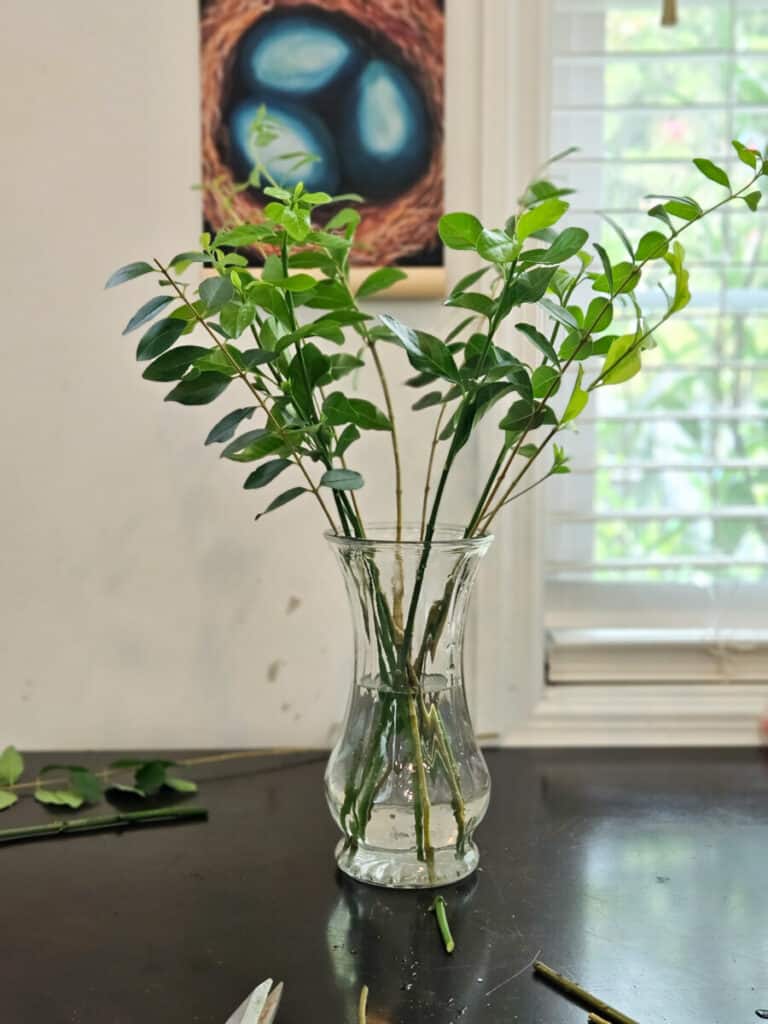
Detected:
[{"left": 544, "top": 0, "right": 768, "bottom": 684}]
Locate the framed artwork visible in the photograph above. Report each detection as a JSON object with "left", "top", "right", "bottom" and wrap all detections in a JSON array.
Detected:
[{"left": 199, "top": 0, "right": 445, "bottom": 297}]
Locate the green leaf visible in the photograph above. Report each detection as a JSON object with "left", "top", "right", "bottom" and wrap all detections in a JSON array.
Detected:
[
  {"left": 122, "top": 295, "right": 173, "bottom": 335},
  {"left": 107, "top": 783, "right": 146, "bottom": 797},
  {"left": 355, "top": 267, "right": 408, "bottom": 299},
  {"left": 591, "top": 261, "right": 641, "bottom": 295},
  {"left": 205, "top": 406, "right": 256, "bottom": 445},
  {"left": 193, "top": 345, "right": 246, "bottom": 375},
  {"left": 743, "top": 191, "right": 762, "bottom": 211},
  {"left": 136, "top": 317, "right": 187, "bottom": 361},
  {"left": 214, "top": 224, "right": 272, "bottom": 247},
  {"left": 378, "top": 313, "right": 422, "bottom": 357},
  {"left": 241, "top": 349, "right": 278, "bottom": 370},
  {"left": 169, "top": 251, "right": 208, "bottom": 271},
  {"left": 562, "top": 365, "right": 589, "bottom": 422},
  {"left": 255, "top": 487, "right": 307, "bottom": 520},
  {"left": 415, "top": 332, "right": 461, "bottom": 382},
  {"left": 444, "top": 292, "right": 495, "bottom": 318},
  {"left": 663, "top": 240, "right": 691, "bottom": 313},
  {"left": 531, "top": 365, "right": 560, "bottom": 399},
  {"left": 501, "top": 267, "right": 557, "bottom": 313},
  {"left": 244, "top": 458, "right": 292, "bottom": 489},
  {"left": 222, "top": 428, "right": 270, "bottom": 459},
  {"left": 69, "top": 768, "right": 103, "bottom": 804},
  {"left": 693, "top": 157, "right": 731, "bottom": 190},
  {"left": 35, "top": 788, "right": 84, "bottom": 809},
  {"left": 323, "top": 392, "right": 392, "bottom": 431},
  {"left": 636, "top": 231, "right": 668, "bottom": 261},
  {"left": 164, "top": 372, "right": 230, "bottom": 405},
  {"left": 663, "top": 198, "right": 702, "bottom": 222},
  {"left": 732, "top": 139, "right": 759, "bottom": 169},
  {"left": 165, "top": 777, "right": 198, "bottom": 794},
  {"left": 335, "top": 424, "right": 359, "bottom": 458},
  {"left": 648, "top": 204, "right": 674, "bottom": 230},
  {"left": 412, "top": 390, "right": 445, "bottom": 411},
  {"left": 539, "top": 298, "right": 579, "bottom": 330},
  {"left": 519, "top": 444, "right": 539, "bottom": 458},
  {"left": 476, "top": 229, "right": 518, "bottom": 263},
  {"left": 0, "top": 790, "right": 18, "bottom": 811},
  {"left": 438, "top": 212, "right": 483, "bottom": 251},
  {"left": 199, "top": 276, "right": 235, "bottom": 314},
  {"left": 322, "top": 353, "right": 365, "bottom": 383},
  {"left": 105, "top": 261, "right": 154, "bottom": 288},
  {"left": 219, "top": 300, "right": 257, "bottom": 339},
  {"left": 320, "top": 468, "right": 364, "bottom": 490},
  {"left": 142, "top": 345, "right": 208, "bottom": 382},
  {"left": 522, "top": 227, "right": 589, "bottom": 266},
  {"left": 449, "top": 268, "right": 489, "bottom": 299},
  {"left": 592, "top": 243, "right": 613, "bottom": 289},
  {"left": 499, "top": 400, "right": 538, "bottom": 432},
  {"left": 516, "top": 198, "right": 569, "bottom": 242},
  {"left": 585, "top": 297, "right": 613, "bottom": 332},
  {"left": 136, "top": 761, "right": 168, "bottom": 794},
  {"left": 516, "top": 322, "right": 560, "bottom": 365},
  {"left": 287, "top": 343, "right": 330, "bottom": 419},
  {"left": 0, "top": 746, "right": 23, "bottom": 786},
  {"left": 601, "top": 334, "right": 642, "bottom": 386}
]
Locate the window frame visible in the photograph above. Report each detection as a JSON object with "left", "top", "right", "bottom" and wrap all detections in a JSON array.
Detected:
[{"left": 464, "top": 0, "right": 768, "bottom": 745}]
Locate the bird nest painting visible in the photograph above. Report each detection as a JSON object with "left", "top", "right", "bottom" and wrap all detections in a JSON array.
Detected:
[{"left": 199, "top": 0, "right": 445, "bottom": 288}]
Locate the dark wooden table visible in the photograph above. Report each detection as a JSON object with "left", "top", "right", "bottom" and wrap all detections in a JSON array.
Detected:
[{"left": 3, "top": 749, "right": 767, "bottom": 1023}]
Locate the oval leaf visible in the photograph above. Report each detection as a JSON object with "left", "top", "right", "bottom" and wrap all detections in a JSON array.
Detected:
[
  {"left": 693, "top": 157, "right": 731, "bottom": 190},
  {"left": 244, "top": 458, "right": 292, "bottom": 489},
  {"left": 438, "top": 212, "right": 483, "bottom": 251},
  {"left": 320, "top": 468, "right": 364, "bottom": 491},
  {"left": 602, "top": 334, "right": 642, "bottom": 385},
  {"left": 205, "top": 407, "right": 256, "bottom": 445},
  {"left": 142, "top": 346, "right": 208, "bottom": 382},
  {"left": 164, "top": 372, "right": 230, "bottom": 406},
  {"left": 0, "top": 745, "right": 23, "bottom": 786},
  {"left": 255, "top": 487, "right": 307, "bottom": 520},
  {"left": 356, "top": 267, "right": 408, "bottom": 299},
  {"left": 136, "top": 317, "right": 187, "bottom": 361},
  {"left": 0, "top": 790, "right": 18, "bottom": 811},
  {"left": 34, "top": 788, "right": 84, "bottom": 809},
  {"left": 122, "top": 295, "right": 174, "bottom": 335},
  {"left": 105, "top": 261, "right": 154, "bottom": 288}
]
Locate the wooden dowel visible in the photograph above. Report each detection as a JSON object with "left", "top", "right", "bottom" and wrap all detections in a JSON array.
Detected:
[
  {"left": 661, "top": 0, "right": 678, "bottom": 26},
  {"left": 533, "top": 961, "right": 639, "bottom": 1024}
]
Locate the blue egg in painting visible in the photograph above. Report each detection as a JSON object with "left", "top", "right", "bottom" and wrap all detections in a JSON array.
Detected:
[
  {"left": 340, "top": 59, "right": 431, "bottom": 201},
  {"left": 228, "top": 99, "right": 340, "bottom": 193},
  {"left": 237, "top": 13, "right": 359, "bottom": 97}
]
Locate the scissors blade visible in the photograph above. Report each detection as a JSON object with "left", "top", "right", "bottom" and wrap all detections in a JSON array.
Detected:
[
  {"left": 225, "top": 979, "right": 273, "bottom": 1024},
  {"left": 258, "top": 981, "right": 283, "bottom": 1024}
]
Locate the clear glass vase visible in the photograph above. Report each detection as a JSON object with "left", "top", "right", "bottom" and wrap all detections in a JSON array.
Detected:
[{"left": 325, "top": 525, "right": 493, "bottom": 889}]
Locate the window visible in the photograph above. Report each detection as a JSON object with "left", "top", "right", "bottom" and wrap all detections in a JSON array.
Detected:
[{"left": 544, "top": 0, "right": 768, "bottom": 685}]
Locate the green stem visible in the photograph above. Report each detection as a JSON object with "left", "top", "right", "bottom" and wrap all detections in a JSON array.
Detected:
[
  {"left": 533, "top": 961, "right": 638, "bottom": 1024},
  {"left": 0, "top": 806, "right": 208, "bottom": 845},
  {"left": 431, "top": 895, "right": 455, "bottom": 954},
  {"left": 358, "top": 985, "right": 369, "bottom": 1024}
]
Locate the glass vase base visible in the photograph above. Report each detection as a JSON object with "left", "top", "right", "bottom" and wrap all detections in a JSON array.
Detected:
[{"left": 334, "top": 838, "right": 479, "bottom": 890}]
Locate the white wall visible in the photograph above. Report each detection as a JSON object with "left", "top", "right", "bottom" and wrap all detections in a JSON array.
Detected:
[{"left": 0, "top": 0, "right": 490, "bottom": 749}]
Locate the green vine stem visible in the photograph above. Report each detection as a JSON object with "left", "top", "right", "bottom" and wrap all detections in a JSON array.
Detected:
[{"left": 0, "top": 806, "right": 208, "bottom": 845}]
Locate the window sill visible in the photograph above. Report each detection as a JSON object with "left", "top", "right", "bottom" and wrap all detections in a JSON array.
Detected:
[{"left": 499, "top": 683, "right": 768, "bottom": 747}]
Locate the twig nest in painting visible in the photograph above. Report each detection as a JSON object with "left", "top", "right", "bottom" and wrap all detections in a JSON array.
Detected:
[{"left": 200, "top": 0, "right": 444, "bottom": 266}]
